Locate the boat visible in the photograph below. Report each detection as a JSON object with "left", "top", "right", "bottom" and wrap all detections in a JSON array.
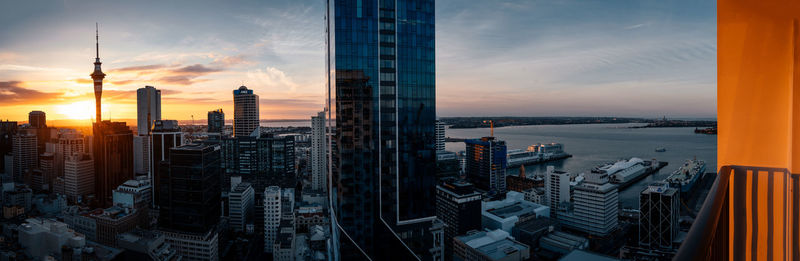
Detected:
[
  {"left": 593, "top": 158, "right": 648, "bottom": 184},
  {"left": 665, "top": 158, "right": 706, "bottom": 193},
  {"left": 506, "top": 143, "right": 571, "bottom": 168},
  {"left": 655, "top": 147, "right": 666, "bottom": 152}
]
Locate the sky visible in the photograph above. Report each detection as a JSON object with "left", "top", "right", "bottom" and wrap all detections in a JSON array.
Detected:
[{"left": 0, "top": 0, "right": 716, "bottom": 124}]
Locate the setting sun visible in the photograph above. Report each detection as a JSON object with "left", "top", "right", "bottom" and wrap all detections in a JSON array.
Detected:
[{"left": 55, "top": 100, "right": 94, "bottom": 120}]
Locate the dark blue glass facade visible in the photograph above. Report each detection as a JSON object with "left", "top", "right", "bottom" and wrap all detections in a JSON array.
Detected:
[{"left": 328, "top": 0, "right": 436, "bottom": 259}]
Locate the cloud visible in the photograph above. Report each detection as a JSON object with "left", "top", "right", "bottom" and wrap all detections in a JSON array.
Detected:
[
  {"left": 625, "top": 23, "right": 650, "bottom": 30},
  {"left": 74, "top": 78, "right": 92, "bottom": 84},
  {"left": 247, "top": 67, "right": 299, "bottom": 92},
  {"left": 113, "top": 64, "right": 168, "bottom": 72},
  {"left": 173, "top": 64, "right": 221, "bottom": 74},
  {"left": 0, "top": 64, "right": 69, "bottom": 72},
  {"left": 0, "top": 81, "right": 63, "bottom": 105},
  {"left": 158, "top": 75, "right": 212, "bottom": 85}
]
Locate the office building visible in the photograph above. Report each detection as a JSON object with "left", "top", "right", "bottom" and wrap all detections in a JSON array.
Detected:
[
  {"left": 310, "top": 110, "right": 326, "bottom": 191},
  {"left": 136, "top": 86, "right": 161, "bottom": 135},
  {"left": 539, "top": 231, "right": 589, "bottom": 255},
  {"left": 507, "top": 166, "right": 537, "bottom": 193},
  {"left": 38, "top": 152, "right": 54, "bottom": 190},
  {"left": 327, "top": 0, "right": 438, "bottom": 258},
  {"left": 273, "top": 218, "right": 296, "bottom": 261},
  {"left": 151, "top": 119, "right": 182, "bottom": 208},
  {"left": 28, "top": 111, "right": 46, "bottom": 129},
  {"left": 465, "top": 136, "right": 508, "bottom": 195},
  {"left": 12, "top": 130, "right": 37, "bottom": 183},
  {"left": 62, "top": 206, "right": 98, "bottom": 241},
  {"left": 229, "top": 179, "right": 254, "bottom": 232},
  {"left": 3, "top": 182, "right": 33, "bottom": 211},
  {"left": 0, "top": 121, "right": 17, "bottom": 174},
  {"left": 63, "top": 153, "right": 94, "bottom": 203},
  {"left": 639, "top": 182, "right": 679, "bottom": 249},
  {"left": 264, "top": 186, "right": 281, "bottom": 253},
  {"left": 452, "top": 229, "right": 530, "bottom": 261},
  {"left": 436, "top": 179, "right": 482, "bottom": 260},
  {"left": 511, "top": 217, "right": 557, "bottom": 251},
  {"left": 161, "top": 229, "right": 219, "bottom": 261},
  {"left": 222, "top": 134, "right": 295, "bottom": 233},
  {"left": 112, "top": 176, "right": 152, "bottom": 227},
  {"left": 117, "top": 229, "right": 179, "bottom": 261},
  {"left": 17, "top": 218, "right": 87, "bottom": 260},
  {"left": 158, "top": 143, "right": 221, "bottom": 261},
  {"left": 133, "top": 135, "right": 150, "bottom": 175},
  {"left": 233, "top": 86, "right": 259, "bottom": 137},
  {"left": 523, "top": 187, "right": 546, "bottom": 205},
  {"left": 436, "top": 120, "right": 445, "bottom": 152},
  {"left": 91, "top": 206, "right": 139, "bottom": 247},
  {"left": 54, "top": 132, "right": 84, "bottom": 179},
  {"left": 482, "top": 191, "right": 550, "bottom": 232},
  {"left": 207, "top": 109, "right": 225, "bottom": 133},
  {"left": 436, "top": 151, "right": 461, "bottom": 178},
  {"left": 295, "top": 203, "right": 329, "bottom": 233},
  {"left": 545, "top": 166, "right": 570, "bottom": 218},
  {"left": 158, "top": 143, "right": 221, "bottom": 233},
  {"left": 93, "top": 120, "right": 134, "bottom": 207},
  {"left": 557, "top": 171, "right": 619, "bottom": 236}
]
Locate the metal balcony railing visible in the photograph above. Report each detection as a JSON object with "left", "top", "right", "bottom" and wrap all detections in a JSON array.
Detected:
[{"left": 674, "top": 165, "right": 799, "bottom": 261}]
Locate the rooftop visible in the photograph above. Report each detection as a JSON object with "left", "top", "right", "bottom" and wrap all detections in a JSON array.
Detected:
[
  {"left": 456, "top": 230, "right": 529, "bottom": 260},
  {"left": 559, "top": 249, "right": 618, "bottom": 261}
]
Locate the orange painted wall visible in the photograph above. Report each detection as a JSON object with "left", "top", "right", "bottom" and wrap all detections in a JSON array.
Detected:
[{"left": 718, "top": 0, "right": 800, "bottom": 173}]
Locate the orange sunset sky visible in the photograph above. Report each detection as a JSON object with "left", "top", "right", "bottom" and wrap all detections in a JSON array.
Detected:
[{"left": 0, "top": 0, "right": 716, "bottom": 125}]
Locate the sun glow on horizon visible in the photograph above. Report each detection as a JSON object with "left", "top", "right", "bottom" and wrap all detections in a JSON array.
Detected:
[{"left": 55, "top": 100, "right": 94, "bottom": 120}]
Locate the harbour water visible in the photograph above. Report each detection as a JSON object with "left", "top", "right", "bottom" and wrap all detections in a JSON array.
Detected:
[{"left": 444, "top": 123, "right": 717, "bottom": 208}]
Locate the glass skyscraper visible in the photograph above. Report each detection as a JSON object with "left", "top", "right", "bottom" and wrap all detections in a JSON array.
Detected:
[{"left": 327, "top": 0, "right": 437, "bottom": 259}]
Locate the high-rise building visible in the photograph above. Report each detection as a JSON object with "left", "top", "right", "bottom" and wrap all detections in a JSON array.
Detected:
[
  {"left": 207, "top": 109, "right": 225, "bottom": 134},
  {"left": 229, "top": 178, "right": 254, "bottom": 232},
  {"left": 310, "top": 111, "right": 326, "bottom": 192},
  {"left": 233, "top": 86, "right": 259, "bottom": 137},
  {"left": 436, "top": 120, "right": 445, "bottom": 152},
  {"left": 465, "top": 137, "right": 508, "bottom": 195},
  {"left": 12, "top": 130, "right": 37, "bottom": 183},
  {"left": 134, "top": 86, "right": 160, "bottom": 178},
  {"left": 222, "top": 134, "right": 295, "bottom": 232},
  {"left": 63, "top": 153, "right": 94, "bottom": 203},
  {"left": 54, "top": 132, "right": 84, "bottom": 180},
  {"left": 545, "top": 166, "right": 570, "bottom": 218},
  {"left": 263, "top": 186, "right": 281, "bottom": 253},
  {"left": 93, "top": 121, "right": 134, "bottom": 207},
  {"left": 328, "top": 0, "right": 437, "bottom": 258},
  {"left": 133, "top": 135, "right": 150, "bottom": 175},
  {"left": 639, "top": 182, "right": 679, "bottom": 249},
  {"left": 0, "top": 121, "right": 17, "bottom": 174},
  {"left": 136, "top": 86, "right": 161, "bottom": 135},
  {"left": 158, "top": 143, "right": 221, "bottom": 233},
  {"left": 151, "top": 120, "right": 182, "bottom": 208},
  {"left": 38, "top": 152, "right": 54, "bottom": 191},
  {"left": 436, "top": 179, "right": 482, "bottom": 260},
  {"left": 557, "top": 171, "right": 619, "bottom": 236},
  {"left": 157, "top": 143, "right": 221, "bottom": 260},
  {"left": 28, "top": 111, "right": 46, "bottom": 129}
]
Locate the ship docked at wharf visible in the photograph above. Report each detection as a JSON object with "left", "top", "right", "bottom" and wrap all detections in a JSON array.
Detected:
[
  {"left": 591, "top": 157, "right": 669, "bottom": 190},
  {"left": 665, "top": 158, "right": 706, "bottom": 193},
  {"left": 506, "top": 143, "right": 572, "bottom": 168}
]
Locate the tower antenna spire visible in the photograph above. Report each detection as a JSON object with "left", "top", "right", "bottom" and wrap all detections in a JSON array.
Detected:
[{"left": 95, "top": 23, "right": 99, "bottom": 59}]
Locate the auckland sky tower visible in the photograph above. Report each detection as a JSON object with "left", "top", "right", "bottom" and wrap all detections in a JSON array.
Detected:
[{"left": 91, "top": 23, "right": 105, "bottom": 122}]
